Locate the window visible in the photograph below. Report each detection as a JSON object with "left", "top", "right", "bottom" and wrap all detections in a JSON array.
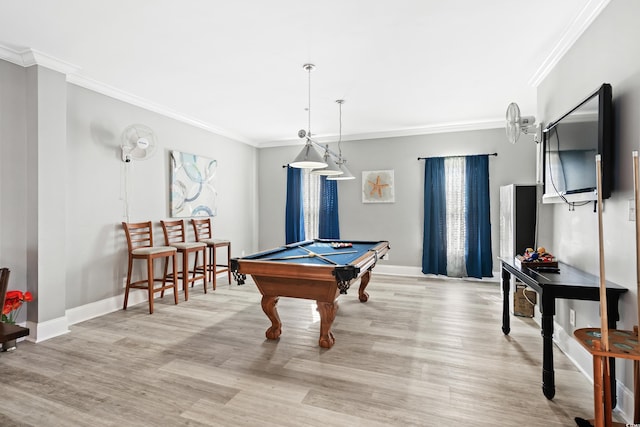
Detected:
[{"left": 302, "top": 170, "right": 321, "bottom": 239}]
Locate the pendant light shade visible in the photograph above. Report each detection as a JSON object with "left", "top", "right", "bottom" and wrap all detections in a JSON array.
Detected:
[
  {"left": 290, "top": 140, "right": 327, "bottom": 169},
  {"left": 328, "top": 159, "right": 355, "bottom": 180},
  {"left": 327, "top": 163, "right": 356, "bottom": 181},
  {"left": 312, "top": 146, "right": 343, "bottom": 176}
]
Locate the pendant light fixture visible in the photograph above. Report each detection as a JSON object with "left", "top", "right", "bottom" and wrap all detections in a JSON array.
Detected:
[
  {"left": 289, "top": 64, "right": 328, "bottom": 169},
  {"left": 328, "top": 99, "right": 355, "bottom": 180},
  {"left": 311, "top": 144, "right": 343, "bottom": 176}
]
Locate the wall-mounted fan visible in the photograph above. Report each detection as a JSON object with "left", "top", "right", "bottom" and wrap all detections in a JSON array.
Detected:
[
  {"left": 121, "top": 124, "right": 157, "bottom": 162},
  {"left": 505, "top": 102, "right": 537, "bottom": 144}
]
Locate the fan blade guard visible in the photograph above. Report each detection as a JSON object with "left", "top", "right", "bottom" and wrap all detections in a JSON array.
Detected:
[{"left": 121, "top": 124, "right": 157, "bottom": 161}]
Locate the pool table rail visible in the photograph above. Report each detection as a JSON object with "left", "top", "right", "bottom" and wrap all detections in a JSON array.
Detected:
[{"left": 230, "top": 240, "right": 390, "bottom": 286}]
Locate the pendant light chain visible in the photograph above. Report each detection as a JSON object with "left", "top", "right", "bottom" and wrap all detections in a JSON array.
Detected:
[
  {"left": 338, "top": 100, "right": 343, "bottom": 159},
  {"left": 308, "top": 65, "right": 311, "bottom": 137},
  {"left": 289, "top": 64, "right": 327, "bottom": 170},
  {"left": 327, "top": 99, "right": 355, "bottom": 180},
  {"left": 305, "top": 64, "right": 314, "bottom": 138}
]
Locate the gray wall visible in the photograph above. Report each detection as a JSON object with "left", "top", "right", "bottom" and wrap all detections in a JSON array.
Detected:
[
  {"left": 537, "top": 0, "right": 640, "bottom": 418},
  {"left": 259, "top": 129, "right": 538, "bottom": 272},
  {"left": 0, "top": 59, "right": 259, "bottom": 334},
  {"left": 0, "top": 59, "right": 28, "bottom": 308},
  {"left": 64, "top": 84, "right": 258, "bottom": 309}
]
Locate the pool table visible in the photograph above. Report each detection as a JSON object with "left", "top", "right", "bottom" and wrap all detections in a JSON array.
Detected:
[{"left": 230, "top": 239, "right": 390, "bottom": 348}]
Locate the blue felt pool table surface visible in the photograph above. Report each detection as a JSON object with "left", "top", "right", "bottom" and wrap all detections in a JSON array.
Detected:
[{"left": 242, "top": 240, "right": 382, "bottom": 266}]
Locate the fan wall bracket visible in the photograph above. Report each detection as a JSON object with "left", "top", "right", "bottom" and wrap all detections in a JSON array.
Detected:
[
  {"left": 121, "top": 146, "right": 132, "bottom": 162},
  {"left": 505, "top": 102, "right": 537, "bottom": 144}
]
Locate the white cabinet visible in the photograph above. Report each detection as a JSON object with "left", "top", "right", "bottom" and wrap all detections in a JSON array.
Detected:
[{"left": 499, "top": 184, "right": 538, "bottom": 260}]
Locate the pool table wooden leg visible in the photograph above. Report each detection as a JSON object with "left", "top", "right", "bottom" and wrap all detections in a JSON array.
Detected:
[
  {"left": 317, "top": 300, "right": 338, "bottom": 348},
  {"left": 358, "top": 270, "right": 371, "bottom": 302},
  {"left": 261, "top": 295, "right": 282, "bottom": 340}
]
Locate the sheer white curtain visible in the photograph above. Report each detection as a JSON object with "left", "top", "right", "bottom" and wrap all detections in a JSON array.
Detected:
[
  {"left": 303, "top": 170, "right": 320, "bottom": 239},
  {"left": 444, "top": 157, "right": 467, "bottom": 277}
]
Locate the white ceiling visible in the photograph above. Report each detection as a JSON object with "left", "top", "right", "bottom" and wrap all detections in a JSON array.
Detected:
[{"left": 0, "top": 0, "right": 609, "bottom": 147}]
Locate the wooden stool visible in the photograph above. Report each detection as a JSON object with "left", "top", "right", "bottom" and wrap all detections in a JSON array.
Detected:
[
  {"left": 161, "top": 219, "right": 207, "bottom": 300},
  {"left": 191, "top": 218, "right": 231, "bottom": 290},
  {"left": 122, "top": 221, "right": 179, "bottom": 314}
]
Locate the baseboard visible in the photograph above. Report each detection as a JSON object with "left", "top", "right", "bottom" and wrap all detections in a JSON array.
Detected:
[
  {"left": 375, "top": 264, "right": 501, "bottom": 282},
  {"left": 26, "top": 316, "right": 69, "bottom": 343},
  {"left": 30, "top": 278, "right": 209, "bottom": 342},
  {"left": 375, "top": 264, "right": 423, "bottom": 276},
  {"left": 66, "top": 288, "right": 149, "bottom": 325},
  {"left": 614, "top": 380, "right": 635, "bottom": 424}
]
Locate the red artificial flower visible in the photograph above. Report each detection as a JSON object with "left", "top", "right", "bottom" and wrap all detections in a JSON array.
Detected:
[
  {"left": 1, "top": 289, "right": 34, "bottom": 324},
  {"left": 4, "top": 290, "right": 22, "bottom": 300}
]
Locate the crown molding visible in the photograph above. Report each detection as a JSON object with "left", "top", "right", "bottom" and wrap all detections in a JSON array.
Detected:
[
  {"left": 0, "top": 44, "right": 255, "bottom": 146},
  {"left": 0, "top": 45, "right": 25, "bottom": 66},
  {"left": 0, "top": 45, "right": 80, "bottom": 74},
  {"left": 528, "top": 0, "right": 611, "bottom": 88},
  {"left": 0, "top": 46, "right": 503, "bottom": 147},
  {"left": 23, "top": 48, "right": 80, "bottom": 74},
  {"left": 258, "top": 119, "right": 504, "bottom": 148},
  {"left": 66, "top": 73, "right": 254, "bottom": 146}
]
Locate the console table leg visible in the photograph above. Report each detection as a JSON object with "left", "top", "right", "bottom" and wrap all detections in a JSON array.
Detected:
[
  {"left": 606, "top": 293, "right": 621, "bottom": 408},
  {"left": 634, "top": 359, "right": 640, "bottom": 423},
  {"left": 541, "top": 313, "right": 556, "bottom": 400},
  {"left": 501, "top": 268, "right": 511, "bottom": 335}
]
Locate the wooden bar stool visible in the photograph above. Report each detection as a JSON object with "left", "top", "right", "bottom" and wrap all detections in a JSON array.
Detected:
[
  {"left": 122, "top": 221, "right": 179, "bottom": 314},
  {"left": 161, "top": 219, "right": 207, "bottom": 300},
  {"left": 191, "top": 218, "right": 231, "bottom": 290}
]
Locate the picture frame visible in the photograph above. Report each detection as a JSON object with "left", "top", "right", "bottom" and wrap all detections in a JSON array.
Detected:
[
  {"left": 170, "top": 150, "right": 218, "bottom": 217},
  {"left": 362, "top": 170, "right": 394, "bottom": 203}
]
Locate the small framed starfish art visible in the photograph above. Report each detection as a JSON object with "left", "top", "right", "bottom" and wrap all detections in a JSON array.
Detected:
[{"left": 362, "top": 170, "right": 395, "bottom": 203}]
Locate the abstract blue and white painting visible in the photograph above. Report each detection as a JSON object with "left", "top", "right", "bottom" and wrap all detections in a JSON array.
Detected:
[{"left": 170, "top": 150, "right": 218, "bottom": 217}]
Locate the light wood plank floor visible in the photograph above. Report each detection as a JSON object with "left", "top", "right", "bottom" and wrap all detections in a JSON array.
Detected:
[{"left": 0, "top": 274, "right": 611, "bottom": 426}]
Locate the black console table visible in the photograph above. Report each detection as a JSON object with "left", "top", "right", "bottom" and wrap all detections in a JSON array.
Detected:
[
  {"left": 0, "top": 323, "right": 29, "bottom": 343},
  {"left": 500, "top": 257, "right": 627, "bottom": 401}
]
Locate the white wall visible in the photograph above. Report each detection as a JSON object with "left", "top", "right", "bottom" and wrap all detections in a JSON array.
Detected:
[
  {"left": 258, "top": 128, "right": 538, "bottom": 273},
  {"left": 537, "top": 0, "right": 640, "bottom": 420}
]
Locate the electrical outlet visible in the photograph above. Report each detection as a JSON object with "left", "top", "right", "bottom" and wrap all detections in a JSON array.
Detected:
[
  {"left": 629, "top": 199, "right": 636, "bottom": 221},
  {"left": 122, "top": 278, "right": 128, "bottom": 288},
  {"left": 241, "top": 250, "right": 246, "bottom": 257},
  {"left": 569, "top": 309, "right": 576, "bottom": 327}
]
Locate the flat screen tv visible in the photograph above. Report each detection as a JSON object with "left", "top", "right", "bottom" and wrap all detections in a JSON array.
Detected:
[{"left": 542, "top": 83, "right": 613, "bottom": 203}]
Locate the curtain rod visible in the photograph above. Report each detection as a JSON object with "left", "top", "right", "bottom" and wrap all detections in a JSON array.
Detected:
[{"left": 417, "top": 152, "right": 497, "bottom": 160}]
